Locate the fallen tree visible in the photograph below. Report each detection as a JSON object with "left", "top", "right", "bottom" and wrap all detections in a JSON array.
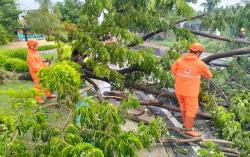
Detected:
[
  {"left": 189, "top": 29, "right": 250, "bottom": 45},
  {"left": 202, "top": 47, "right": 250, "bottom": 64}
]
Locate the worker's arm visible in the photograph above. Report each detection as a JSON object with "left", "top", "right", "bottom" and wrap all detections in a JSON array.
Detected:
[
  {"left": 171, "top": 61, "right": 179, "bottom": 76},
  {"left": 201, "top": 63, "right": 213, "bottom": 80}
]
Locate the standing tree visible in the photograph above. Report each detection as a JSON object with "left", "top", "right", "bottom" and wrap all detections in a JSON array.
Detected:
[
  {"left": 201, "top": 0, "right": 221, "bottom": 12},
  {"left": 0, "top": 0, "right": 21, "bottom": 44},
  {"left": 24, "top": 0, "right": 66, "bottom": 58},
  {"left": 56, "top": 0, "right": 83, "bottom": 24}
]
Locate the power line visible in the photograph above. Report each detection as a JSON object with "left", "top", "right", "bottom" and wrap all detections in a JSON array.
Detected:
[{"left": 16, "top": 1, "right": 32, "bottom": 10}]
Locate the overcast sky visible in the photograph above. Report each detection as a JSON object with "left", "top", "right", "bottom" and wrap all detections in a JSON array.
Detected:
[{"left": 17, "top": 0, "right": 243, "bottom": 11}]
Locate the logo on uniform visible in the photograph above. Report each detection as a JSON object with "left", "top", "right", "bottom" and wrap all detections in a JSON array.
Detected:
[{"left": 183, "top": 67, "right": 192, "bottom": 75}]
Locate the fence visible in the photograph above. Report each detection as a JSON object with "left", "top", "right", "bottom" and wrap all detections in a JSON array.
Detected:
[{"left": 17, "top": 32, "right": 45, "bottom": 40}]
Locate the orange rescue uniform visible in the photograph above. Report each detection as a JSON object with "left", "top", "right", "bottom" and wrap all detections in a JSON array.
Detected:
[
  {"left": 27, "top": 40, "right": 51, "bottom": 103},
  {"left": 171, "top": 53, "right": 212, "bottom": 117}
]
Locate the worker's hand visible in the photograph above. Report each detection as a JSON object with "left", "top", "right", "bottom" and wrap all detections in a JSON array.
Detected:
[{"left": 44, "top": 58, "right": 51, "bottom": 66}]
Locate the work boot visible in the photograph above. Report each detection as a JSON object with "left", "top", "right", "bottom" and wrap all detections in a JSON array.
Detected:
[
  {"left": 46, "top": 94, "right": 57, "bottom": 99},
  {"left": 184, "top": 116, "right": 201, "bottom": 137},
  {"left": 45, "top": 90, "right": 57, "bottom": 99}
]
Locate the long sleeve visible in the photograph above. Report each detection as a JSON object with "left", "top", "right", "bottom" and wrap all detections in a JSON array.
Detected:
[
  {"left": 201, "top": 63, "right": 213, "bottom": 80},
  {"left": 171, "top": 61, "right": 179, "bottom": 76}
]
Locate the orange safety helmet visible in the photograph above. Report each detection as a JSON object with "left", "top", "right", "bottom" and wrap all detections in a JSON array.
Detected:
[
  {"left": 189, "top": 42, "right": 205, "bottom": 53},
  {"left": 27, "top": 39, "right": 38, "bottom": 47}
]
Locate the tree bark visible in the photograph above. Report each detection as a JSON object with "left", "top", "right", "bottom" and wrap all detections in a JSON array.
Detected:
[
  {"left": 103, "top": 91, "right": 212, "bottom": 119},
  {"left": 202, "top": 47, "right": 250, "bottom": 64},
  {"left": 190, "top": 29, "right": 250, "bottom": 45},
  {"left": 125, "top": 82, "right": 177, "bottom": 99},
  {"left": 175, "top": 13, "right": 209, "bottom": 25},
  {"left": 84, "top": 77, "right": 104, "bottom": 102},
  {"left": 150, "top": 103, "right": 212, "bottom": 119}
]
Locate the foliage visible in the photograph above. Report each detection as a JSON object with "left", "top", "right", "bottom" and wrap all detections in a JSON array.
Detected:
[
  {"left": 3, "top": 58, "right": 28, "bottom": 73},
  {"left": 0, "top": 88, "right": 39, "bottom": 156},
  {"left": 199, "top": 54, "right": 250, "bottom": 156},
  {"left": 0, "top": 24, "right": 10, "bottom": 45},
  {"left": 173, "top": 27, "right": 196, "bottom": 52},
  {"left": 25, "top": 0, "right": 65, "bottom": 39},
  {"left": 201, "top": 2, "right": 250, "bottom": 39},
  {"left": 56, "top": 0, "right": 83, "bottom": 24},
  {"left": 70, "top": 0, "right": 196, "bottom": 90},
  {"left": 64, "top": 21, "right": 77, "bottom": 41},
  {"left": 75, "top": 97, "right": 167, "bottom": 157},
  {"left": 120, "top": 93, "right": 140, "bottom": 112},
  {"left": 0, "top": 56, "right": 7, "bottom": 66},
  {"left": 198, "top": 141, "right": 224, "bottom": 157},
  {"left": 37, "top": 44, "right": 58, "bottom": 51},
  {"left": 0, "top": 80, "right": 167, "bottom": 157},
  {"left": 3, "top": 49, "right": 27, "bottom": 60},
  {"left": 230, "top": 91, "right": 250, "bottom": 129},
  {"left": 201, "top": 0, "right": 221, "bottom": 12},
  {"left": 202, "top": 90, "right": 250, "bottom": 156},
  {"left": 0, "top": 0, "right": 21, "bottom": 44},
  {"left": 39, "top": 61, "right": 81, "bottom": 105}
]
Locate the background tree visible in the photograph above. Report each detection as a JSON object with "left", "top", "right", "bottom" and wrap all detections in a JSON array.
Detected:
[
  {"left": 25, "top": 0, "right": 66, "bottom": 58},
  {"left": 0, "top": 0, "right": 21, "bottom": 44},
  {"left": 56, "top": 0, "right": 83, "bottom": 24},
  {"left": 201, "top": 0, "right": 221, "bottom": 12}
]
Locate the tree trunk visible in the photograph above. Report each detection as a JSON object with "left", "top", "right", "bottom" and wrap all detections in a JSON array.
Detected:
[{"left": 189, "top": 29, "right": 250, "bottom": 45}]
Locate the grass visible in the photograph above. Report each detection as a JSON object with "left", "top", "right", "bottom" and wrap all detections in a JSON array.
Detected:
[
  {"left": 198, "top": 37, "right": 227, "bottom": 53},
  {"left": 158, "top": 39, "right": 176, "bottom": 48},
  {"left": 0, "top": 80, "right": 33, "bottom": 106}
]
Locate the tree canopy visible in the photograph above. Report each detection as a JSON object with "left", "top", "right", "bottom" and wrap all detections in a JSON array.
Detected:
[
  {"left": 0, "top": 0, "right": 20, "bottom": 44},
  {"left": 56, "top": 0, "right": 83, "bottom": 24},
  {"left": 25, "top": 0, "right": 65, "bottom": 39}
]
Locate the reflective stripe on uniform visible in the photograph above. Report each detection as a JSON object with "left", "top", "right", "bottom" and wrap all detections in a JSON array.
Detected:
[{"left": 176, "top": 73, "right": 201, "bottom": 79}]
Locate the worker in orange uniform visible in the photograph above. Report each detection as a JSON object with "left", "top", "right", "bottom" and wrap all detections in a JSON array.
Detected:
[
  {"left": 171, "top": 43, "right": 213, "bottom": 137},
  {"left": 27, "top": 40, "right": 56, "bottom": 104}
]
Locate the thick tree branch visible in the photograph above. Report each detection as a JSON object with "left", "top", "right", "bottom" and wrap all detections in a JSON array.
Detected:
[
  {"left": 125, "top": 82, "right": 177, "bottom": 99},
  {"left": 103, "top": 91, "right": 212, "bottom": 119},
  {"left": 202, "top": 47, "right": 250, "bottom": 64},
  {"left": 175, "top": 13, "right": 209, "bottom": 25},
  {"left": 62, "top": 109, "right": 72, "bottom": 130},
  {"left": 118, "top": 66, "right": 139, "bottom": 74},
  {"left": 190, "top": 29, "right": 250, "bottom": 45},
  {"left": 141, "top": 13, "right": 209, "bottom": 41},
  {"left": 142, "top": 29, "right": 164, "bottom": 41},
  {"left": 84, "top": 77, "right": 104, "bottom": 102},
  {"left": 151, "top": 103, "right": 212, "bottom": 119},
  {"left": 82, "top": 67, "right": 111, "bottom": 83}
]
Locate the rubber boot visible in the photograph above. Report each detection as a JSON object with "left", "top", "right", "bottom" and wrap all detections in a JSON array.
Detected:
[
  {"left": 35, "top": 96, "right": 45, "bottom": 105},
  {"left": 184, "top": 116, "right": 201, "bottom": 137},
  {"left": 45, "top": 90, "right": 57, "bottom": 99}
]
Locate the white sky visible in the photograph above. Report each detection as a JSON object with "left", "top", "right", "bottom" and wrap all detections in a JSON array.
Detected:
[
  {"left": 189, "top": 0, "right": 243, "bottom": 11},
  {"left": 17, "top": 0, "right": 243, "bottom": 11}
]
